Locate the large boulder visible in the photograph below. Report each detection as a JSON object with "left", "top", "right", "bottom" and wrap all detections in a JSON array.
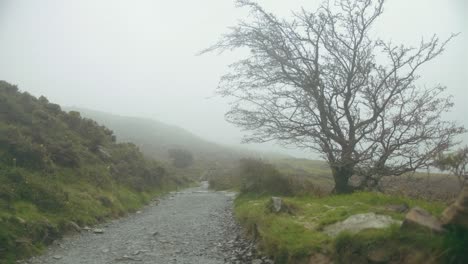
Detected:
[
  {"left": 441, "top": 186, "right": 468, "bottom": 229},
  {"left": 323, "top": 213, "right": 401, "bottom": 237},
  {"left": 401, "top": 207, "right": 445, "bottom": 233}
]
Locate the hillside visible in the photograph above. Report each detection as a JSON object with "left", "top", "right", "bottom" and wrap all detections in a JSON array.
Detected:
[
  {"left": 65, "top": 107, "right": 288, "bottom": 163},
  {"left": 0, "top": 81, "right": 186, "bottom": 263}
]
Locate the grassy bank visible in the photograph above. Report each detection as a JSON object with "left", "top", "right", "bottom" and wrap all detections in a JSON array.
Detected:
[
  {"left": 234, "top": 192, "right": 467, "bottom": 263},
  {"left": 0, "top": 81, "right": 193, "bottom": 263},
  {"left": 0, "top": 167, "right": 189, "bottom": 264}
]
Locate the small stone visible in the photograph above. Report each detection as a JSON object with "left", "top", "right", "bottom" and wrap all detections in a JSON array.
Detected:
[
  {"left": 252, "top": 259, "right": 263, "bottom": 264},
  {"left": 15, "top": 238, "right": 31, "bottom": 244},
  {"left": 102, "top": 248, "right": 109, "bottom": 253},
  {"left": 53, "top": 255, "right": 62, "bottom": 260},
  {"left": 270, "top": 197, "right": 283, "bottom": 213},
  {"left": 15, "top": 217, "right": 26, "bottom": 224},
  {"left": 64, "top": 221, "right": 81, "bottom": 233},
  {"left": 93, "top": 228, "right": 105, "bottom": 234},
  {"left": 133, "top": 249, "right": 148, "bottom": 255},
  {"left": 386, "top": 203, "right": 409, "bottom": 213}
]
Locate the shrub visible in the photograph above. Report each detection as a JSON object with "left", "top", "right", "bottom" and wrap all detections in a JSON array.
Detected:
[
  {"left": 239, "top": 159, "right": 292, "bottom": 196},
  {"left": 443, "top": 225, "right": 468, "bottom": 264},
  {"left": 168, "top": 148, "right": 194, "bottom": 168},
  {"left": 16, "top": 177, "right": 68, "bottom": 212}
]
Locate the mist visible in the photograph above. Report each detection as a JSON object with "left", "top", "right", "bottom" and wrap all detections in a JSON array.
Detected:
[{"left": 0, "top": 0, "right": 466, "bottom": 158}]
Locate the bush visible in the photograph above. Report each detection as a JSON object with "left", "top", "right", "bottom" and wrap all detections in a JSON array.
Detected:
[
  {"left": 239, "top": 159, "right": 292, "bottom": 196},
  {"left": 16, "top": 175, "right": 68, "bottom": 212},
  {"left": 168, "top": 148, "right": 194, "bottom": 168},
  {"left": 443, "top": 225, "right": 468, "bottom": 264},
  {"left": 0, "top": 80, "right": 185, "bottom": 263}
]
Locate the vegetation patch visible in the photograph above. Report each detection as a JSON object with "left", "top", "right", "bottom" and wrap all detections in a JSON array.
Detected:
[
  {"left": 233, "top": 192, "right": 466, "bottom": 264},
  {"left": 0, "top": 81, "right": 191, "bottom": 263}
]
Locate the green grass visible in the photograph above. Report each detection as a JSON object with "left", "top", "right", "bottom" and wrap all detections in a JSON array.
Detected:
[
  {"left": 270, "top": 158, "right": 333, "bottom": 188},
  {"left": 234, "top": 192, "right": 457, "bottom": 264},
  {"left": 0, "top": 173, "right": 187, "bottom": 264}
]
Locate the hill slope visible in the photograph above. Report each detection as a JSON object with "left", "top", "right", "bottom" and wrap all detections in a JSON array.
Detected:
[
  {"left": 65, "top": 107, "right": 286, "bottom": 163},
  {"left": 0, "top": 81, "right": 185, "bottom": 263}
]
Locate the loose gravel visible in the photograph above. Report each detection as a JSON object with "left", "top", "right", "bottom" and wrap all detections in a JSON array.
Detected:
[{"left": 24, "top": 182, "right": 273, "bottom": 264}]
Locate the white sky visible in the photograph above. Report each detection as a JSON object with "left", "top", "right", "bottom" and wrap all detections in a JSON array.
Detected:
[{"left": 0, "top": 0, "right": 466, "bottom": 158}]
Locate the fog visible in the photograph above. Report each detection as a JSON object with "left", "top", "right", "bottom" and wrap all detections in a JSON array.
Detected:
[{"left": 0, "top": 0, "right": 466, "bottom": 158}]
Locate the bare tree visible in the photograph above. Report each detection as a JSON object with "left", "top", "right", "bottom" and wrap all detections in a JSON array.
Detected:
[
  {"left": 202, "top": 0, "right": 465, "bottom": 193},
  {"left": 434, "top": 147, "right": 468, "bottom": 192}
]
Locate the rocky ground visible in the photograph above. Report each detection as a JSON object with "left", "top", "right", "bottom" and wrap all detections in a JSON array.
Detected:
[{"left": 23, "top": 182, "right": 273, "bottom": 264}]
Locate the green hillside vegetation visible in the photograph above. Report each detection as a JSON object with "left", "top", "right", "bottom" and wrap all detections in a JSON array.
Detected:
[
  {"left": 66, "top": 107, "right": 296, "bottom": 186},
  {"left": 0, "top": 81, "right": 188, "bottom": 263}
]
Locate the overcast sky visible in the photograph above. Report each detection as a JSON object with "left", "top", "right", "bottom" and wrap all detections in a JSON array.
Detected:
[{"left": 0, "top": 0, "right": 466, "bottom": 158}]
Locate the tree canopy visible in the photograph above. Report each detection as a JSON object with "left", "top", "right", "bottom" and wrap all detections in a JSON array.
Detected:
[{"left": 203, "top": 0, "right": 465, "bottom": 193}]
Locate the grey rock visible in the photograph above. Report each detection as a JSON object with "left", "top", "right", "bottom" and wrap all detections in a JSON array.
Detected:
[
  {"left": 270, "top": 197, "right": 283, "bottom": 213},
  {"left": 324, "top": 212, "right": 401, "bottom": 237},
  {"left": 64, "top": 221, "right": 81, "bottom": 233},
  {"left": 386, "top": 203, "right": 409, "bottom": 213},
  {"left": 402, "top": 207, "right": 445, "bottom": 233},
  {"left": 92, "top": 228, "right": 105, "bottom": 234}
]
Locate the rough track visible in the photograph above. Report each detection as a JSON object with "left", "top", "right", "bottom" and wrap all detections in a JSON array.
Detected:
[{"left": 26, "top": 182, "right": 271, "bottom": 264}]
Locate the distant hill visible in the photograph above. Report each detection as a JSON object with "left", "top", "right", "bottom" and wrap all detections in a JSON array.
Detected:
[{"left": 65, "top": 107, "right": 288, "bottom": 163}]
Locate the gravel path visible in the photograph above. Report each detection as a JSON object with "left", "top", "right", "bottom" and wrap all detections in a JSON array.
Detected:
[{"left": 25, "top": 182, "right": 272, "bottom": 264}]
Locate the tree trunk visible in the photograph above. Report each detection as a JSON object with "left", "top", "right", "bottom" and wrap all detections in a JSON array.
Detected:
[{"left": 331, "top": 165, "right": 354, "bottom": 194}]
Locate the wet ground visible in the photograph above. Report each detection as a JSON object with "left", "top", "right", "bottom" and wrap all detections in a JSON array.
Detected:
[{"left": 25, "top": 182, "right": 272, "bottom": 264}]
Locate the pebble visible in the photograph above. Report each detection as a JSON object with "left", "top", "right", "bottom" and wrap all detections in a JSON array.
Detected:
[{"left": 92, "top": 228, "right": 105, "bottom": 234}]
